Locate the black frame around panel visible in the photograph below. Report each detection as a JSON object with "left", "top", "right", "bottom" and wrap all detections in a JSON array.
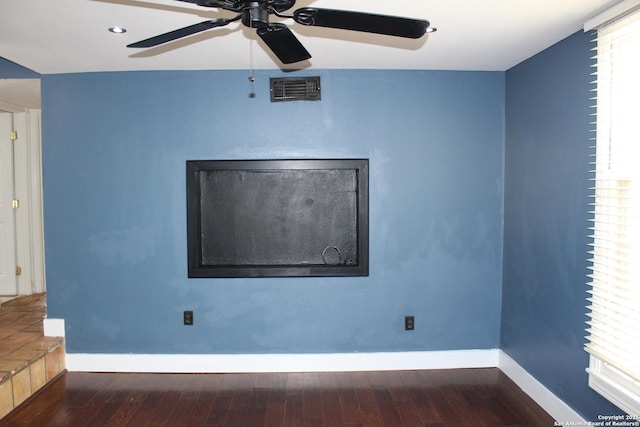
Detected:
[{"left": 186, "top": 159, "right": 369, "bottom": 278}]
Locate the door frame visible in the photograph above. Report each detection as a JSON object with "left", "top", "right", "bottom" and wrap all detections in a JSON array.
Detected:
[
  {"left": 0, "top": 79, "right": 45, "bottom": 296},
  {"left": 0, "top": 112, "right": 18, "bottom": 295}
]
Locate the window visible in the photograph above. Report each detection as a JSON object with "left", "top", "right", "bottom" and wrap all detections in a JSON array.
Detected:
[{"left": 585, "top": 5, "right": 640, "bottom": 415}]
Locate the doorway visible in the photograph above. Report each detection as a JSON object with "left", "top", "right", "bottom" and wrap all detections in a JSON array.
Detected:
[{"left": 0, "top": 79, "right": 44, "bottom": 299}]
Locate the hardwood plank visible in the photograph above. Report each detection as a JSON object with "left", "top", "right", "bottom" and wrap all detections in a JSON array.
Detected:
[
  {"left": 263, "top": 401, "right": 285, "bottom": 426},
  {"left": 462, "top": 384, "right": 507, "bottom": 426},
  {"left": 302, "top": 416, "right": 324, "bottom": 427},
  {"left": 353, "top": 373, "right": 377, "bottom": 410},
  {"left": 243, "top": 388, "right": 269, "bottom": 427},
  {"left": 373, "top": 389, "right": 403, "bottom": 427},
  {"left": 394, "top": 400, "right": 423, "bottom": 426},
  {"left": 284, "top": 394, "right": 304, "bottom": 427},
  {"left": 338, "top": 394, "right": 362, "bottom": 425},
  {"left": 357, "top": 405, "right": 386, "bottom": 427},
  {"left": 124, "top": 391, "right": 164, "bottom": 427},
  {"left": 149, "top": 390, "right": 180, "bottom": 423},
  {"left": 411, "top": 388, "right": 444, "bottom": 425},
  {"left": 203, "top": 393, "right": 233, "bottom": 427},
  {"left": 165, "top": 396, "right": 198, "bottom": 426},
  {"left": 321, "top": 388, "right": 345, "bottom": 427},
  {"left": 190, "top": 390, "right": 218, "bottom": 419},
  {"left": 223, "top": 388, "right": 252, "bottom": 427},
  {"left": 285, "top": 372, "right": 305, "bottom": 397},
  {"left": 303, "top": 388, "right": 323, "bottom": 420}
]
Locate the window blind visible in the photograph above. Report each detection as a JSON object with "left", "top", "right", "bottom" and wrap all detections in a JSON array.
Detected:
[{"left": 585, "top": 8, "right": 640, "bottom": 415}]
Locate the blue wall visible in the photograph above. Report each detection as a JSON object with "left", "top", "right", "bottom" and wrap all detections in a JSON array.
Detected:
[
  {"left": 502, "top": 31, "right": 624, "bottom": 420},
  {"left": 0, "top": 56, "right": 39, "bottom": 78},
  {"left": 41, "top": 69, "right": 505, "bottom": 354}
]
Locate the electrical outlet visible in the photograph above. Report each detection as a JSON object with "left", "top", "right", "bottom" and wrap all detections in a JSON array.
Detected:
[
  {"left": 405, "top": 315, "right": 414, "bottom": 331},
  {"left": 184, "top": 310, "right": 193, "bottom": 326}
]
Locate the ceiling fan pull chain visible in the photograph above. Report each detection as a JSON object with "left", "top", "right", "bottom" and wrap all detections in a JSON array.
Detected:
[{"left": 248, "top": 18, "right": 255, "bottom": 83}]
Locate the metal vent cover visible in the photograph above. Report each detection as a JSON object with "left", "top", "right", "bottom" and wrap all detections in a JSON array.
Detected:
[{"left": 270, "top": 76, "right": 321, "bottom": 102}]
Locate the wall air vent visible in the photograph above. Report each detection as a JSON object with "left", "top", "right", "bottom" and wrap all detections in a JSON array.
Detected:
[{"left": 270, "top": 77, "right": 321, "bottom": 102}]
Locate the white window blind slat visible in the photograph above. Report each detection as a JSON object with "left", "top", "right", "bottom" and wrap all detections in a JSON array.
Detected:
[
  {"left": 587, "top": 251, "right": 637, "bottom": 264},
  {"left": 586, "top": 311, "right": 640, "bottom": 336},
  {"left": 586, "top": 288, "right": 634, "bottom": 302},
  {"left": 586, "top": 328, "right": 640, "bottom": 351},
  {"left": 586, "top": 322, "right": 640, "bottom": 344},
  {"left": 585, "top": 6, "right": 640, "bottom": 416}
]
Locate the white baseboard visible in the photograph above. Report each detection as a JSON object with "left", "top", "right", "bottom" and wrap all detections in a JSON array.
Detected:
[
  {"left": 498, "top": 351, "right": 586, "bottom": 423},
  {"left": 43, "top": 318, "right": 65, "bottom": 337},
  {"left": 49, "top": 315, "right": 583, "bottom": 423},
  {"left": 66, "top": 349, "right": 499, "bottom": 373}
]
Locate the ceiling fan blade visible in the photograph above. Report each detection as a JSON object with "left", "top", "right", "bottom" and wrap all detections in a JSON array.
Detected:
[
  {"left": 257, "top": 23, "right": 311, "bottom": 64},
  {"left": 173, "top": 0, "right": 237, "bottom": 8},
  {"left": 292, "top": 8, "right": 429, "bottom": 39},
  {"left": 127, "top": 18, "right": 233, "bottom": 48}
]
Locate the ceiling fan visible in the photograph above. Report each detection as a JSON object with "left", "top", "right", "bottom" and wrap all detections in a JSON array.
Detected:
[{"left": 127, "top": 0, "right": 436, "bottom": 64}]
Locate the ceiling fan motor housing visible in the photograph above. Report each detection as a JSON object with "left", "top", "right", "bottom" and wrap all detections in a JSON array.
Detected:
[
  {"left": 236, "top": 0, "right": 297, "bottom": 28},
  {"left": 241, "top": 2, "right": 271, "bottom": 28},
  {"left": 197, "top": 0, "right": 295, "bottom": 13}
]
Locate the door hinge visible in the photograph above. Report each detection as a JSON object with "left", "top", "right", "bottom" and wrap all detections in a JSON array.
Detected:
[
  {"left": 12, "top": 199, "right": 20, "bottom": 209},
  {"left": 10, "top": 130, "right": 18, "bottom": 141},
  {"left": 15, "top": 266, "right": 22, "bottom": 276}
]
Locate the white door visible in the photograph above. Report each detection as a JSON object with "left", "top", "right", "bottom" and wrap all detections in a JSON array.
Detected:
[{"left": 0, "top": 112, "right": 17, "bottom": 295}]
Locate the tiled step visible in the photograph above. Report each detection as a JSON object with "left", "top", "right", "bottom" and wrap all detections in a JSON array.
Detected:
[{"left": 0, "top": 293, "right": 65, "bottom": 419}]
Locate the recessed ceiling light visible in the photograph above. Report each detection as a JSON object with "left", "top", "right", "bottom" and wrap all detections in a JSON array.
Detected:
[{"left": 109, "top": 26, "right": 127, "bottom": 34}]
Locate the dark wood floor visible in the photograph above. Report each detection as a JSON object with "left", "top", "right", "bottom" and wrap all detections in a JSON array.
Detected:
[{"left": 0, "top": 368, "right": 555, "bottom": 426}]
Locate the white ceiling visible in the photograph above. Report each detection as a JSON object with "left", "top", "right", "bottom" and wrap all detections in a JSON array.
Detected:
[{"left": 0, "top": 0, "right": 622, "bottom": 74}]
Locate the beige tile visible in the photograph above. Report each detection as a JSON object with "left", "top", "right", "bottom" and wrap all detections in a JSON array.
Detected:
[
  {"left": 57, "top": 346, "right": 66, "bottom": 372},
  {"left": 30, "top": 358, "right": 47, "bottom": 393},
  {"left": 21, "top": 336, "right": 63, "bottom": 352},
  {"left": 0, "top": 292, "right": 60, "bottom": 419},
  {"left": 12, "top": 367, "right": 31, "bottom": 406},
  {"left": 5, "top": 349, "right": 44, "bottom": 363},
  {"left": 0, "top": 359, "right": 28, "bottom": 375},
  {"left": 45, "top": 346, "right": 64, "bottom": 381},
  {"left": 0, "top": 343, "right": 18, "bottom": 357},
  {"left": 0, "top": 378, "right": 14, "bottom": 418},
  {"left": 0, "top": 370, "right": 10, "bottom": 385},
  {"left": 6, "top": 332, "right": 41, "bottom": 345}
]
